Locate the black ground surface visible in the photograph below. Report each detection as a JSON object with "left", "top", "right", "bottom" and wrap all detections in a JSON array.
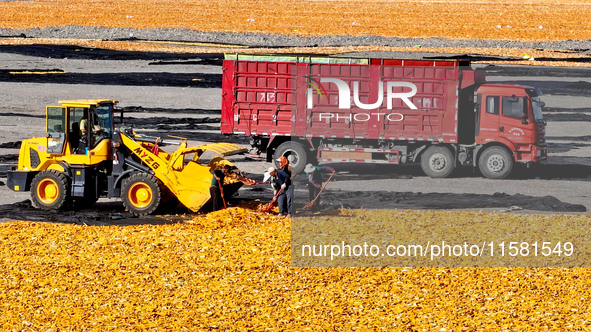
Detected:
[{"left": 303, "top": 191, "right": 587, "bottom": 214}]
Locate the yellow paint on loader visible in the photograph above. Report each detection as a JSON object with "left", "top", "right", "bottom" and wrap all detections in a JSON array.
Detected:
[
  {"left": 7, "top": 98, "right": 249, "bottom": 214},
  {"left": 36, "top": 178, "right": 59, "bottom": 204},
  {"left": 120, "top": 133, "right": 247, "bottom": 212},
  {"left": 172, "top": 160, "right": 213, "bottom": 212},
  {"left": 47, "top": 164, "right": 66, "bottom": 173}
]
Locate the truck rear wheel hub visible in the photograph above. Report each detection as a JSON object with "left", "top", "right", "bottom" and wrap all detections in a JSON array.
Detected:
[
  {"left": 430, "top": 155, "right": 446, "bottom": 170},
  {"left": 487, "top": 156, "right": 504, "bottom": 172}
]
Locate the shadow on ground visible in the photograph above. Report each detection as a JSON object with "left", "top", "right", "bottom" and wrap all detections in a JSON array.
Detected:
[
  {"left": 294, "top": 191, "right": 586, "bottom": 214},
  {"left": 319, "top": 161, "right": 591, "bottom": 182},
  {"left": 0, "top": 200, "right": 189, "bottom": 226}
]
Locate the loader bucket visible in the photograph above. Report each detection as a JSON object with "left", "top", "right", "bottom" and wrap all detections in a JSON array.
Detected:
[
  {"left": 167, "top": 143, "right": 248, "bottom": 212},
  {"left": 173, "top": 160, "right": 215, "bottom": 212}
]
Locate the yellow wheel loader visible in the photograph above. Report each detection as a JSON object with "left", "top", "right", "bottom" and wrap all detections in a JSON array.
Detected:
[{"left": 6, "top": 100, "right": 247, "bottom": 215}]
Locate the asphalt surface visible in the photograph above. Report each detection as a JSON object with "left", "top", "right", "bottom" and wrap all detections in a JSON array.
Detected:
[{"left": 0, "top": 44, "right": 589, "bottom": 223}]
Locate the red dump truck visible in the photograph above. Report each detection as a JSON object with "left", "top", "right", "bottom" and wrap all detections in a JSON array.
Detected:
[{"left": 221, "top": 54, "right": 547, "bottom": 179}]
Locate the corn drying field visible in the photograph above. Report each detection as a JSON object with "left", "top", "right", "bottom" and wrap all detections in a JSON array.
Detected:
[
  {"left": 1, "top": 0, "right": 591, "bottom": 330},
  {"left": 2, "top": 0, "right": 591, "bottom": 66},
  {"left": 1, "top": 208, "right": 591, "bottom": 330},
  {"left": 1, "top": 0, "right": 590, "bottom": 41}
]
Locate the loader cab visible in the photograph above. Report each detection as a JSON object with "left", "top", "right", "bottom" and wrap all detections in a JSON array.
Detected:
[
  {"left": 46, "top": 99, "right": 116, "bottom": 158},
  {"left": 67, "top": 102, "right": 115, "bottom": 154},
  {"left": 46, "top": 106, "right": 67, "bottom": 155}
]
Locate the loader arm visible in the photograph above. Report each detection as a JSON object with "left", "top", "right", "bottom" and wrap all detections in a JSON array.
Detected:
[
  {"left": 119, "top": 132, "right": 173, "bottom": 186},
  {"left": 119, "top": 132, "right": 247, "bottom": 212}
]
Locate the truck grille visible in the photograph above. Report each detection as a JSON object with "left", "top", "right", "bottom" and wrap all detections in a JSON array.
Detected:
[{"left": 537, "top": 124, "right": 546, "bottom": 145}]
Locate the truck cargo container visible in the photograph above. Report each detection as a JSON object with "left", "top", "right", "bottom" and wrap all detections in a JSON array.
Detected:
[{"left": 221, "top": 54, "right": 547, "bottom": 179}]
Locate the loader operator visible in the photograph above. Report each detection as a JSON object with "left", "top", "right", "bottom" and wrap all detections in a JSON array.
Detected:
[
  {"left": 210, "top": 165, "right": 231, "bottom": 211},
  {"left": 76, "top": 110, "right": 101, "bottom": 154}
]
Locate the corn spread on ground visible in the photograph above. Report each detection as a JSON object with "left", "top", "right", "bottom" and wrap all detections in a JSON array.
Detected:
[
  {"left": 1, "top": 0, "right": 589, "bottom": 42},
  {"left": 1, "top": 207, "right": 590, "bottom": 330},
  {"left": 0, "top": 1, "right": 590, "bottom": 329},
  {"left": 1, "top": 1, "right": 591, "bottom": 67}
]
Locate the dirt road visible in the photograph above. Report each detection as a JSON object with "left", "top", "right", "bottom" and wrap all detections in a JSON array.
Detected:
[{"left": 0, "top": 45, "right": 588, "bottom": 221}]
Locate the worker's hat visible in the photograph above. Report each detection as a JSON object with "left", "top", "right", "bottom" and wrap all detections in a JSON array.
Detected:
[
  {"left": 267, "top": 166, "right": 276, "bottom": 174},
  {"left": 276, "top": 156, "right": 288, "bottom": 168},
  {"left": 304, "top": 164, "right": 316, "bottom": 173}
]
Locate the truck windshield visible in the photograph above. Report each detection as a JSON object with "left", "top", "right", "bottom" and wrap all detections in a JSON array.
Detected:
[{"left": 531, "top": 97, "right": 544, "bottom": 124}]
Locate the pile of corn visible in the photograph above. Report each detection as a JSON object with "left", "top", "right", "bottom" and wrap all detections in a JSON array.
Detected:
[
  {"left": 1, "top": 208, "right": 590, "bottom": 330},
  {"left": 0, "top": 0, "right": 589, "bottom": 42}
]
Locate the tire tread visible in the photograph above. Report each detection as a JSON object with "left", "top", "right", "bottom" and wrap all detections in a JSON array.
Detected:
[
  {"left": 121, "top": 173, "right": 163, "bottom": 216},
  {"left": 30, "top": 169, "right": 70, "bottom": 210}
]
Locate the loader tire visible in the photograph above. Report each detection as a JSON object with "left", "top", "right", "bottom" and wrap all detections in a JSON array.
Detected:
[
  {"left": 31, "top": 170, "right": 70, "bottom": 210},
  {"left": 478, "top": 146, "right": 513, "bottom": 179},
  {"left": 274, "top": 141, "right": 307, "bottom": 173},
  {"left": 122, "top": 173, "right": 162, "bottom": 216},
  {"left": 421, "top": 146, "right": 455, "bottom": 178}
]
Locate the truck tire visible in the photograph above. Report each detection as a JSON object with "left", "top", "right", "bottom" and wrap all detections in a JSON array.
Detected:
[
  {"left": 31, "top": 170, "right": 70, "bottom": 210},
  {"left": 274, "top": 141, "right": 307, "bottom": 173},
  {"left": 421, "top": 146, "right": 455, "bottom": 178},
  {"left": 478, "top": 146, "right": 513, "bottom": 179},
  {"left": 121, "top": 173, "right": 162, "bottom": 216}
]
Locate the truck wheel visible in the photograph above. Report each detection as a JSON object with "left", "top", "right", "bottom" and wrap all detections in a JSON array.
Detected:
[
  {"left": 478, "top": 146, "right": 513, "bottom": 179},
  {"left": 421, "top": 146, "right": 455, "bottom": 178},
  {"left": 121, "top": 173, "right": 162, "bottom": 216},
  {"left": 31, "top": 170, "right": 70, "bottom": 210},
  {"left": 274, "top": 141, "right": 307, "bottom": 173}
]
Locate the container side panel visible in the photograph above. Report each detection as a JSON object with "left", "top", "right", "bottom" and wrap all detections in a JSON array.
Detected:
[
  {"left": 300, "top": 63, "right": 460, "bottom": 142},
  {"left": 225, "top": 59, "right": 462, "bottom": 143},
  {"left": 229, "top": 60, "right": 294, "bottom": 135}
]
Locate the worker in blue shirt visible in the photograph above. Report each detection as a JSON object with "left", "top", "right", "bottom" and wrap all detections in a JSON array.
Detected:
[
  {"left": 210, "top": 165, "right": 231, "bottom": 211},
  {"left": 268, "top": 166, "right": 292, "bottom": 217}
]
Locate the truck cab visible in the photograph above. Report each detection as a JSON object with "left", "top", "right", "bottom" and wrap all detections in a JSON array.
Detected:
[{"left": 474, "top": 84, "right": 547, "bottom": 178}]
